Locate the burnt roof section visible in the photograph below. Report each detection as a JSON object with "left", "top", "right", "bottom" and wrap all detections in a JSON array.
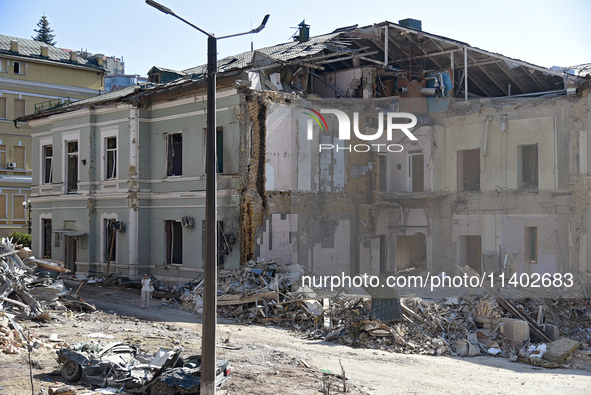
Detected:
[{"left": 0, "top": 34, "right": 104, "bottom": 70}]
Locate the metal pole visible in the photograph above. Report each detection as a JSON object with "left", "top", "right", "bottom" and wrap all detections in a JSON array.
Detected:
[
  {"left": 201, "top": 35, "right": 217, "bottom": 395},
  {"left": 464, "top": 46, "right": 468, "bottom": 101}
]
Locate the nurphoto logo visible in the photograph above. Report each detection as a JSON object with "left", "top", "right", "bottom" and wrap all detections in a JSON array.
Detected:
[{"left": 303, "top": 107, "right": 418, "bottom": 152}]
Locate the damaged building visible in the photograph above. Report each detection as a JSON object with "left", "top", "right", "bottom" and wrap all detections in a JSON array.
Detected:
[{"left": 18, "top": 19, "right": 591, "bottom": 290}]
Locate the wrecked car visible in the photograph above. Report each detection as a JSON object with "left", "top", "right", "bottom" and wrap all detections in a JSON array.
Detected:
[{"left": 57, "top": 341, "right": 231, "bottom": 394}]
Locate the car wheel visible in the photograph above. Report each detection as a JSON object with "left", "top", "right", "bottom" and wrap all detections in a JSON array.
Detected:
[
  {"left": 61, "top": 359, "right": 82, "bottom": 382},
  {"left": 150, "top": 382, "right": 175, "bottom": 395}
]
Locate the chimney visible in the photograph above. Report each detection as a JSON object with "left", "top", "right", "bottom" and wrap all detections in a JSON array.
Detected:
[
  {"left": 294, "top": 20, "right": 310, "bottom": 43},
  {"left": 70, "top": 51, "right": 78, "bottom": 62},
  {"left": 93, "top": 53, "right": 105, "bottom": 67},
  {"left": 40, "top": 46, "right": 49, "bottom": 58},
  {"left": 10, "top": 40, "right": 18, "bottom": 53}
]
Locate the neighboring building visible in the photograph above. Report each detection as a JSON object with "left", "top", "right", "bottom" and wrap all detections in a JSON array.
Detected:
[
  {"left": 0, "top": 34, "right": 105, "bottom": 237},
  {"left": 21, "top": 21, "right": 591, "bottom": 294},
  {"left": 105, "top": 74, "right": 147, "bottom": 93},
  {"left": 72, "top": 51, "right": 147, "bottom": 93}
]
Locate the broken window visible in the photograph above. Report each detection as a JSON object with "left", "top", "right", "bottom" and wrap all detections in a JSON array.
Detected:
[
  {"left": 166, "top": 133, "right": 182, "bottom": 176},
  {"left": 525, "top": 227, "right": 538, "bottom": 264},
  {"left": 520, "top": 144, "right": 538, "bottom": 189},
  {"left": 409, "top": 153, "right": 424, "bottom": 192},
  {"left": 14, "top": 99, "right": 25, "bottom": 119},
  {"left": 165, "top": 220, "right": 183, "bottom": 264},
  {"left": 43, "top": 145, "right": 53, "bottom": 184},
  {"left": 0, "top": 97, "right": 6, "bottom": 119},
  {"left": 458, "top": 235, "right": 482, "bottom": 274},
  {"left": 42, "top": 218, "right": 52, "bottom": 258},
  {"left": 395, "top": 234, "right": 426, "bottom": 271},
  {"left": 67, "top": 141, "right": 78, "bottom": 193},
  {"left": 105, "top": 137, "right": 117, "bottom": 179},
  {"left": 457, "top": 149, "right": 480, "bottom": 192},
  {"left": 104, "top": 219, "right": 116, "bottom": 262}
]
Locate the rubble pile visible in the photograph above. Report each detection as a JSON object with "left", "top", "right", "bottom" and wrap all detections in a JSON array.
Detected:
[
  {"left": 0, "top": 238, "right": 95, "bottom": 353},
  {"left": 178, "top": 262, "right": 589, "bottom": 365}
]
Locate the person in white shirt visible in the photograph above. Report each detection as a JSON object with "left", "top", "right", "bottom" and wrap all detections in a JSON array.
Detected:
[{"left": 141, "top": 274, "right": 151, "bottom": 308}]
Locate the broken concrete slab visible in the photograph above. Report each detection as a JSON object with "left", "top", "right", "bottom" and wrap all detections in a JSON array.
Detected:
[
  {"left": 543, "top": 338, "right": 580, "bottom": 363},
  {"left": 498, "top": 318, "right": 530, "bottom": 347},
  {"left": 453, "top": 339, "right": 480, "bottom": 357}
]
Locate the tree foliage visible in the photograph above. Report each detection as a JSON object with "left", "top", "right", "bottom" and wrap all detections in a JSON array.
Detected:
[
  {"left": 8, "top": 231, "right": 31, "bottom": 248},
  {"left": 32, "top": 15, "right": 56, "bottom": 46}
]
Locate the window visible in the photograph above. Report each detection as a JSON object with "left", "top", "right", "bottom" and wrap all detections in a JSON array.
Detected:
[
  {"left": 165, "top": 220, "right": 183, "bottom": 264},
  {"left": 14, "top": 99, "right": 25, "bottom": 119},
  {"left": 166, "top": 133, "right": 182, "bottom": 176},
  {"left": 42, "top": 218, "right": 52, "bottom": 258},
  {"left": 216, "top": 128, "right": 223, "bottom": 173},
  {"left": 105, "top": 137, "right": 117, "bottom": 179},
  {"left": 43, "top": 145, "right": 53, "bottom": 184},
  {"left": 13, "top": 61, "right": 23, "bottom": 74},
  {"left": 0, "top": 145, "right": 5, "bottom": 168},
  {"left": 0, "top": 195, "right": 5, "bottom": 218},
  {"left": 149, "top": 74, "right": 160, "bottom": 83},
  {"left": 520, "top": 144, "right": 538, "bottom": 189},
  {"left": 13, "top": 146, "right": 24, "bottom": 169},
  {"left": 379, "top": 154, "right": 387, "bottom": 191},
  {"left": 458, "top": 149, "right": 480, "bottom": 192},
  {"left": 13, "top": 195, "right": 25, "bottom": 218},
  {"left": 409, "top": 152, "right": 424, "bottom": 192},
  {"left": 104, "top": 219, "right": 116, "bottom": 262},
  {"left": 0, "top": 60, "right": 7, "bottom": 72},
  {"left": 203, "top": 127, "right": 224, "bottom": 174},
  {"left": 0, "top": 97, "right": 6, "bottom": 119},
  {"left": 67, "top": 141, "right": 78, "bottom": 192},
  {"left": 525, "top": 227, "right": 538, "bottom": 264}
]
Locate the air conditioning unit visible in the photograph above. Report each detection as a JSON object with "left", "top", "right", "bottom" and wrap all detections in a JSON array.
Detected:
[
  {"left": 181, "top": 216, "right": 194, "bottom": 228},
  {"left": 7, "top": 162, "right": 16, "bottom": 169},
  {"left": 113, "top": 221, "right": 125, "bottom": 232}
]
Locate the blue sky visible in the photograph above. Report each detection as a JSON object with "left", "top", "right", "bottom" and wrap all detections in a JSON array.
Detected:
[{"left": 1, "top": 0, "right": 590, "bottom": 77}]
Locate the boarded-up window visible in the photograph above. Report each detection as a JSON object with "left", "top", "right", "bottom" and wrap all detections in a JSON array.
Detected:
[
  {"left": 14, "top": 99, "right": 25, "bottom": 119},
  {"left": 43, "top": 145, "right": 53, "bottom": 184},
  {"left": 67, "top": 141, "right": 78, "bottom": 192},
  {"left": 0, "top": 145, "right": 6, "bottom": 168},
  {"left": 13, "top": 195, "right": 25, "bottom": 218},
  {"left": 14, "top": 146, "right": 25, "bottom": 169},
  {"left": 0, "top": 97, "right": 6, "bottom": 119},
  {"left": 0, "top": 195, "right": 6, "bottom": 217},
  {"left": 0, "top": 60, "right": 7, "bottom": 72},
  {"left": 166, "top": 133, "right": 182, "bottom": 176}
]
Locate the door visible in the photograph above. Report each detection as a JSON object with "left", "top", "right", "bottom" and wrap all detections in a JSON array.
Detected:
[{"left": 65, "top": 236, "right": 78, "bottom": 274}]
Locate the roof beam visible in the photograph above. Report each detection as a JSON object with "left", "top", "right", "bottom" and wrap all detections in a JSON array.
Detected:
[{"left": 466, "top": 51, "right": 508, "bottom": 96}]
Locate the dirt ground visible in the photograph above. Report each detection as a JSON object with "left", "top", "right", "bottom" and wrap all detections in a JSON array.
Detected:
[{"left": 1, "top": 283, "right": 591, "bottom": 395}]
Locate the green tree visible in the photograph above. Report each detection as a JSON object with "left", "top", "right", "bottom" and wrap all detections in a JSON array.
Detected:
[
  {"left": 8, "top": 231, "right": 31, "bottom": 248},
  {"left": 32, "top": 15, "right": 56, "bottom": 46}
]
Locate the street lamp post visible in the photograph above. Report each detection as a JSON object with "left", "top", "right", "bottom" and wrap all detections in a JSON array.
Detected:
[
  {"left": 145, "top": 2, "right": 269, "bottom": 393},
  {"left": 22, "top": 200, "right": 31, "bottom": 234}
]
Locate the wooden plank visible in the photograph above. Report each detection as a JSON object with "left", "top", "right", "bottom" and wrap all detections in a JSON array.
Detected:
[{"left": 217, "top": 291, "right": 277, "bottom": 306}]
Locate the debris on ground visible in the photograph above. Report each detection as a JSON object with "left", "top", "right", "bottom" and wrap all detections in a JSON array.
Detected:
[{"left": 174, "top": 260, "right": 590, "bottom": 369}]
